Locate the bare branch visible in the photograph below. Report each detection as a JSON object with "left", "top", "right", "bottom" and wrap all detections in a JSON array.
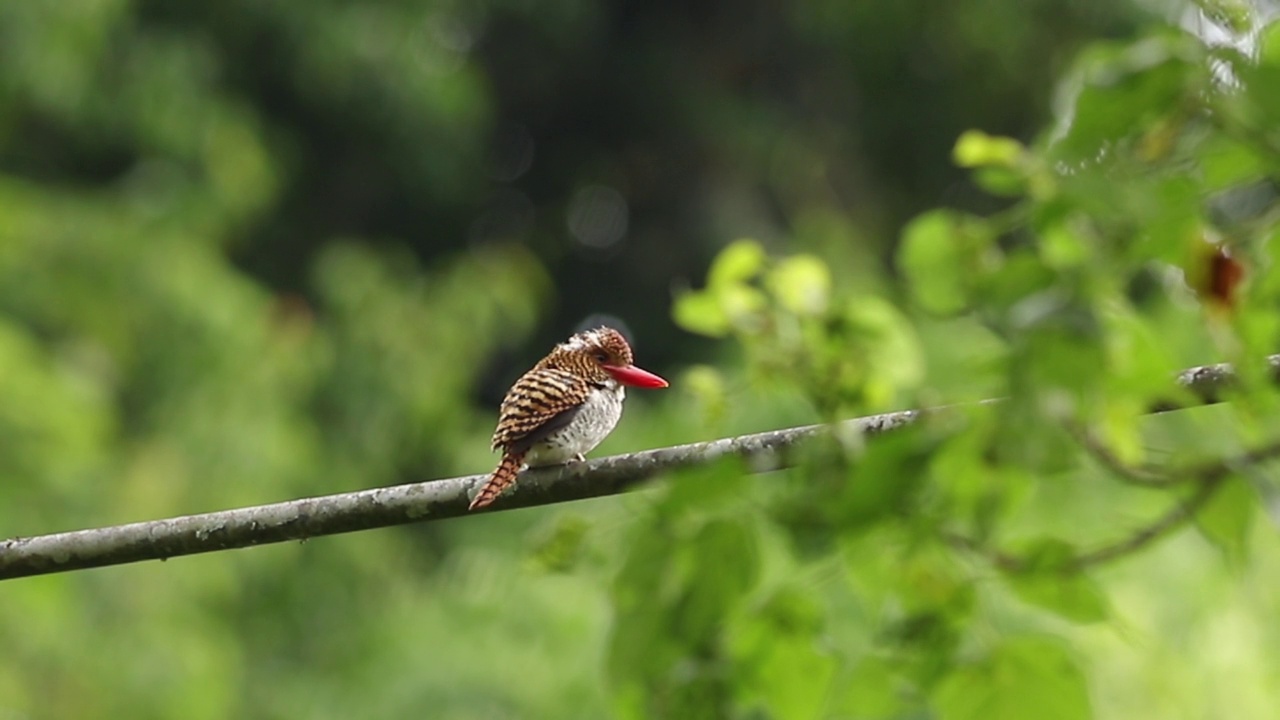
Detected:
[
  {"left": 0, "top": 355, "right": 1275, "bottom": 582},
  {"left": 0, "top": 410, "right": 924, "bottom": 580}
]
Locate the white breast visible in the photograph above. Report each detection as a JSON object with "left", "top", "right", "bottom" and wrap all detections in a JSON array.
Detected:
[{"left": 525, "top": 384, "right": 625, "bottom": 466}]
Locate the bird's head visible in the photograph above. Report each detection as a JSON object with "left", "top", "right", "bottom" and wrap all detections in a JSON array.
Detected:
[{"left": 544, "top": 327, "right": 668, "bottom": 389}]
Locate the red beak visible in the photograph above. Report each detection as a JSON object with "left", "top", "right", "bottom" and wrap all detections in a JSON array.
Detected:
[{"left": 604, "top": 364, "right": 669, "bottom": 389}]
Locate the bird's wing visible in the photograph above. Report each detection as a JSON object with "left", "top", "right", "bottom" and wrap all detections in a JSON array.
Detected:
[{"left": 491, "top": 368, "right": 592, "bottom": 452}]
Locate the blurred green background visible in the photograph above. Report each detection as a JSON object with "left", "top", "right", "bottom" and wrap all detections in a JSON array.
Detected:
[{"left": 5, "top": 0, "right": 1280, "bottom": 718}]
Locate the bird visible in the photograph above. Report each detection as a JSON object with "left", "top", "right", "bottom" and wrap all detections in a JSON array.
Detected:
[{"left": 468, "top": 326, "right": 669, "bottom": 510}]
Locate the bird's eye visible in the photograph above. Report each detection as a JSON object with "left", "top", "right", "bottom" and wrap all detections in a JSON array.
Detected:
[{"left": 593, "top": 351, "right": 609, "bottom": 363}]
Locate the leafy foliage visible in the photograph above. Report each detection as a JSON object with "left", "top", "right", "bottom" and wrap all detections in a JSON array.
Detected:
[
  {"left": 655, "top": 9, "right": 1280, "bottom": 720},
  {"left": 5, "top": 1, "right": 1280, "bottom": 720}
]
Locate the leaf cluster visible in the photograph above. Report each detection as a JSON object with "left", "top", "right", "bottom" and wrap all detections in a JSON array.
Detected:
[{"left": 622, "top": 18, "right": 1280, "bottom": 720}]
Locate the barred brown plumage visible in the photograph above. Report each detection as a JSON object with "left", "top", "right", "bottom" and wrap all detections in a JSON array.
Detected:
[
  {"left": 490, "top": 369, "right": 590, "bottom": 449},
  {"left": 468, "top": 327, "right": 668, "bottom": 511}
]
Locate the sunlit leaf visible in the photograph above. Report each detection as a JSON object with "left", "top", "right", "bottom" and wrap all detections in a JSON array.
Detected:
[
  {"left": 973, "top": 166, "right": 1028, "bottom": 197},
  {"left": 719, "top": 283, "right": 769, "bottom": 329},
  {"left": 767, "top": 254, "right": 831, "bottom": 315},
  {"left": 1195, "top": 477, "right": 1255, "bottom": 562},
  {"left": 846, "top": 296, "right": 925, "bottom": 397},
  {"left": 1039, "top": 222, "right": 1090, "bottom": 269},
  {"left": 953, "top": 130, "right": 1025, "bottom": 168},
  {"left": 680, "top": 364, "right": 728, "bottom": 427},
  {"left": 831, "top": 657, "right": 906, "bottom": 719},
  {"left": 899, "top": 211, "right": 975, "bottom": 315},
  {"left": 1198, "top": 136, "right": 1267, "bottom": 190},
  {"left": 673, "top": 289, "right": 731, "bottom": 337},
  {"left": 1005, "top": 570, "right": 1110, "bottom": 624},
  {"left": 709, "top": 239, "right": 768, "bottom": 288},
  {"left": 734, "top": 624, "right": 836, "bottom": 720},
  {"left": 933, "top": 637, "right": 1091, "bottom": 720},
  {"left": 732, "top": 584, "right": 836, "bottom": 717},
  {"left": 1258, "top": 19, "right": 1280, "bottom": 66}
]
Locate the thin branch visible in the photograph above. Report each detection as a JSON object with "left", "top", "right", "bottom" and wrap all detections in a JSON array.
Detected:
[
  {"left": 948, "top": 438, "right": 1280, "bottom": 573},
  {"left": 0, "top": 355, "right": 1275, "bottom": 582},
  {"left": 944, "top": 476, "right": 1224, "bottom": 574},
  {"left": 1070, "top": 437, "right": 1280, "bottom": 568},
  {"left": 1067, "top": 422, "right": 1178, "bottom": 488},
  {"left": 1067, "top": 476, "right": 1225, "bottom": 570}
]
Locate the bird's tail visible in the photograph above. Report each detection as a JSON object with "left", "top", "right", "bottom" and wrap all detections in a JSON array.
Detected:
[{"left": 469, "top": 451, "right": 526, "bottom": 510}]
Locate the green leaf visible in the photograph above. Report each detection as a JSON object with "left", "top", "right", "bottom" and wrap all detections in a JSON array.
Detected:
[
  {"left": 973, "top": 166, "right": 1028, "bottom": 197},
  {"left": 836, "top": 425, "right": 934, "bottom": 531},
  {"left": 846, "top": 296, "right": 925, "bottom": 398},
  {"left": 1193, "top": 0, "right": 1254, "bottom": 35},
  {"left": 831, "top": 657, "right": 905, "bottom": 719},
  {"left": 732, "top": 585, "right": 834, "bottom": 719},
  {"left": 675, "top": 517, "right": 760, "bottom": 645},
  {"left": 898, "top": 210, "right": 981, "bottom": 315},
  {"left": 734, "top": 632, "right": 836, "bottom": 720},
  {"left": 929, "top": 422, "right": 1031, "bottom": 539},
  {"left": 660, "top": 457, "right": 749, "bottom": 514},
  {"left": 1195, "top": 478, "right": 1255, "bottom": 562},
  {"left": 1226, "top": 56, "right": 1280, "bottom": 141},
  {"left": 976, "top": 248, "right": 1055, "bottom": 311},
  {"left": 680, "top": 364, "right": 727, "bottom": 427},
  {"left": 1198, "top": 136, "right": 1267, "bottom": 191},
  {"left": 719, "top": 283, "right": 769, "bottom": 329},
  {"left": 529, "top": 514, "right": 591, "bottom": 573},
  {"left": 1005, "top": 571, "right": 1110, "bottom": 624},
  {"left": 1013, "top": 537, "right": 1078, "bottom": 571},
  {"left": 1039, "top": 222, "right": 1090, "bottom": 269},
  {"left": 609, "top": 523, "right": 679, "bottom": 678},
  {"left": 767, "top": 254, "right": 831, "bottom": 315},
  {"left": 933, "top": 637, "right": 1092, "bottom": 720},
  {"left": 1258, "top": 18, "right": 1280, "bottom": 67},
  {"left": 954, "top": 130, "right": 1025, "bottom": 168},
  {"left": 673, "top": 289, "right": 730, "bottom": 337},
  {"left": 757, "top": 584, "right": 825, "bottom": 636},
  {"left": 1000, "top": 539, "right": 1108, "bottom": 624},
  {"left": 1053, "top": 34, "right": 1203, "bottom": 164},
  {"left": 708, "top": 238, "right": 767, "bottom": 289}
]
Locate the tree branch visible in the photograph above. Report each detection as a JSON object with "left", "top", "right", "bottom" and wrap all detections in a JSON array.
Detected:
[
  {"left": 0, "top": 355, "right": 1274, "bottom": 582},
  {"left": 0, "top": 410, "right": 923, "bottom": 580}
]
